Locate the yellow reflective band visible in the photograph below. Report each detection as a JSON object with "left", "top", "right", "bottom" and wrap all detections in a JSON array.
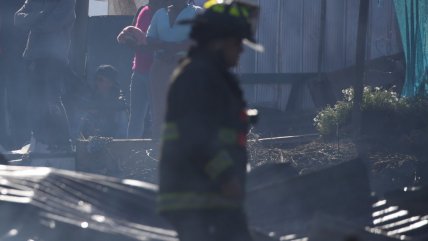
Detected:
[
  {"left": 241, "top": 7, "right": 250, "bottom": 18},
  {"left": 162, "top": 123, "right": 179, "bottom": 141},
  {"left": 218, "top": 128, "right": 238, "bottom": 145},
  {"left": 211, "top": 4, "right": 225, "bottom": 13},
  {"left": 158, "top": 192, "right": 240, "bottom": 212},
  {"left": 205, "top": 150, "right": 234, "bottom": 179},
  {"left": 204, "top": 2, "right": 250, "bottom": 20},
  {"left": 229, "top": 6, "right": 240, "bottom": 17}
]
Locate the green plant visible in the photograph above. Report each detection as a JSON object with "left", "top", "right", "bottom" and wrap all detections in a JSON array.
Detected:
[
  {"left": 313, "top": 101, "right": 352, "bottom": 136},
  {"left": 314, "top": 86, "right": 428, "bottom": 137}
]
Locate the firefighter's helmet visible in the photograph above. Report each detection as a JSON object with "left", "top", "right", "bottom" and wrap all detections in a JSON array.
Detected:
[{"left": 182, "top": 1, "right": 263, "bottom": 52}]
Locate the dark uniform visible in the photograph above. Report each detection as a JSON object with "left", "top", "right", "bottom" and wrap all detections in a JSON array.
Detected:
[
  {"left": 159, "top": 47, "right": 252, "bottom": 241},
  {"left": 157, "top": 1, "right": 262, "bottom": 240}
]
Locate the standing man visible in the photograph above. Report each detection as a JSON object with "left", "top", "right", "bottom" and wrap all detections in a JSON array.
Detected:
[
  {"left": 146, "top": 0, "right": 202, "bottom": 141},
  {"left": 15, "top": 0, "right": 76, "bottom": 152},
  {"left": 118, "top": 0, "right": 167, "bottom": 139},
  {"left": 0, "top": 0, "right": 28, "bottom": 149},
  {"left": 157, "top": 1, "right": 262, "bottom": 240}
]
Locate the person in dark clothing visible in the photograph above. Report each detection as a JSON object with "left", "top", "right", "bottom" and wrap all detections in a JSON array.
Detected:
[
  {"left": 14, "top": 0, "right": 76, "bottom": 152},
  {"left": 157, "top": 1, "right": 262, "bottom": 240},
  {"left": 0, "top": 0, "right": 29, "bottom": 149},
  {"left": 80, "top": 65, "right": 128, "bottom": 139},
  {"left": 0, "top": 11, "right": 5, "bottom": 148}
]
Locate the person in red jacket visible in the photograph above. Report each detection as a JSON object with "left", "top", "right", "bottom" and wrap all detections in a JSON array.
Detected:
[{"left": 118, "top": 0, "right": 167, "bottom": 139}]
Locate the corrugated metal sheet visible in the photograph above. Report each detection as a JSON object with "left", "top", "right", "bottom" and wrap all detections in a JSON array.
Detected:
[
  {"left": 242, "top": 84, "right": 293, "bottom": 111},
  {"left": 282, "top": 0, "right": 304, "bottom": 72},
  {"left": 324, "top": 0, "right": 346, "bottom": 71},
  {"left": 239, "top": 0, "right": 403, "bottom": 111},
  {"left": 255, "top": 0, "right": 281, "bottom": 72},
  {"left": 344, "top": 0, "right": 360, "bottom": 66},
  {"left": 243, "top": 0, "right": 403, "bottom": 72},
  {"left": 302, "top": 0, "right": 322, "bottom": 73},
  {"left": 368, "top": 0, "right": 400, "bottom": 59}
]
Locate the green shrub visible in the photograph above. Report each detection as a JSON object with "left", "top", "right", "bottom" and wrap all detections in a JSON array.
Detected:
[
  {"left": 314, "top": 86, "right": 428, "bottom": 137},
  {"left": 313, "top": 101, "right": 352, "bottom": 136}
]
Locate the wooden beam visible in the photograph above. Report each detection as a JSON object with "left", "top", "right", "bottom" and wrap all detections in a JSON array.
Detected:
[
  {"left": 352, "top": 0, "right": 370, "bottom": 138},
  {"left": 239, "top": 73, "right": 320, "bottom": 85}
]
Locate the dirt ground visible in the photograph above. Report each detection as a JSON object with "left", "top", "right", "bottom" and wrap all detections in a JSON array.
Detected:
[
  {"left": 248, "top": 136, "right": 423, "bottom": 195},
  {"left": 113, "top": 125, "right": 425, "bottom": 196}
]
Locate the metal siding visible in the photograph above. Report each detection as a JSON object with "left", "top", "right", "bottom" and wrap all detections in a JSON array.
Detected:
[
  {"left": 302, "top": 0, "right": 322, "bottom": 73},
  {"left": 389, "top": 0, "right": 403, "bottom": 53},
  {"left": 369, "top": 0, "right": 389, "bottom": 59},
  {"left": 282, "top": 0, "right": 304, "bottom": 72},
  {"left": 238, "top": 47, "right": 257, "bottom": 73},
  {"left": 256, "top": 0, "right": 280, "bottom": 72},
  {"left": 344, "top": 0, "right": 360, "bottom": 66},
  {"left": 238, "top": 0, "right": 402, "bottom": 111},
  {"left": 324, "top": 0, "right": 346, "bottom": 71},
  {"left": 242, "top": 84, "right": 257, "bottom": 106},
  {"left": 238, "top": 0, "right": 402, "bottom": 74},
  {"left": 279, "top": 84, "right": 293, "bottom": 110},
  {"left": 302, "top": 85, "right": 316, "bottom": 109}
]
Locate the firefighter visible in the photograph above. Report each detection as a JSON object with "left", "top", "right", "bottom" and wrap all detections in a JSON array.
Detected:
[{"left": 157, "top": 1, "right": 262, "bottom": 240}]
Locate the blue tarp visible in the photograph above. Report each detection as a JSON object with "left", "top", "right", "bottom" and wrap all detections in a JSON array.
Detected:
[{"left": 394, "top": 0, "right": 428, "bottom": 96}]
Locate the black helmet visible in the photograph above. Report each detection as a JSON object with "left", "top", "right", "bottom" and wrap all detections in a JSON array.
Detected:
[{"left": 181, "top": 1, "right": 264, "bottom": 52}]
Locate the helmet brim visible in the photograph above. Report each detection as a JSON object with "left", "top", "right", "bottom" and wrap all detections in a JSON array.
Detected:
[
  {"left": 243, "top": 38, "right": 264, "bottom": 52},
  {"left": 180, "top": 19, "right": 264, "bottom": 53}
]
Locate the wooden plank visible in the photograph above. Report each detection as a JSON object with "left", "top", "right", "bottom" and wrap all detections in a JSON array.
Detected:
[
  {"left": 239, "top": 73, "right": 319, "bottom": 85},
  {"left": 256, "top": 133, "right": 319, "bottom": 142}
]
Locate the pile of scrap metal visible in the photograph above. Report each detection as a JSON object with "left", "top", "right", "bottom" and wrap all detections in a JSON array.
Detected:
[
  {"left": 246, "top": 159, "right": 428, "bottom": 241},
  {"left": 0, "top": 165, "right": 175, "bottom": 241},
  {"left": 0, "top": 165, "right": 275, "bottom": 241},
  {"left": 1, "top": 157, "right": 427, "bottom": 240}
]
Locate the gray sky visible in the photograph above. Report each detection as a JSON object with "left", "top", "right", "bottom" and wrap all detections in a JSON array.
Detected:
[{"left": 89, "top": 0, "right": 108, "bottom": 16}]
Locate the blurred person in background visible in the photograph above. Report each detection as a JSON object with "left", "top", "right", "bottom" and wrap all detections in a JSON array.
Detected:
[
  {"left": 15, "top": 0, "right": 76, "bottom": 152},
  {"left": 146, "top": 0, "right": 202, "bottom": 143},
  {"left": 79, "top": 65, "right": 128, "bottom": 139},
  {"left": 118, "top": 0, "right": 168, "bottom": 139},
  {"left": 0, "top": 0, "right": 29, "bottom": 149},
  {"left": 0, "top": 10, "right": 5, "bottom": 149}
]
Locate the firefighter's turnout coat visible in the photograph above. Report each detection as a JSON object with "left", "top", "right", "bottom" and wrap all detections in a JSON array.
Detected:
[{"left": 158, "top": 47, "right": 249, "bottom": 213}]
